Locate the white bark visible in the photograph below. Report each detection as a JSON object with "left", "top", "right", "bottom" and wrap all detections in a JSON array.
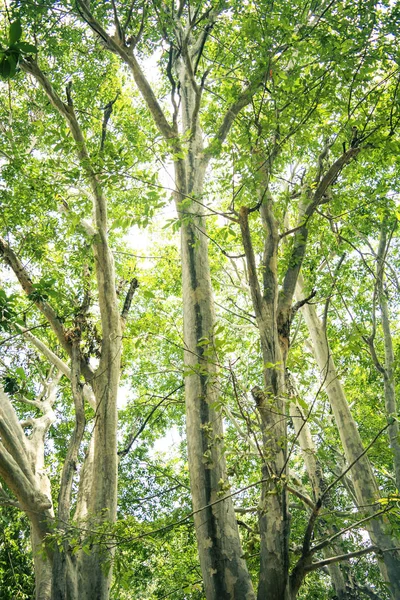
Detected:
[
  {"left": 0, "top": 378, "right": 57, "bottom": 600},
  {"left": 296, "top": 274, "right": 400, "bottom": 599}
]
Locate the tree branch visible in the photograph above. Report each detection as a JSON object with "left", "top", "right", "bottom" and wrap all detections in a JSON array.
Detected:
[
  {"left": 238, "top": 206, "right": 264, "bottom": 317},
  {"left": 279, "top": 147, "right": 360, "bottom": 317},
  {"left": 20, "top": 327, "right": 95, "bottom": 407},
  {"left": 75, "top": 0, "right": 175, "bottom": 141},
  {"left": 57, "top": 341, "right": 86, "bottom": 522},
  {"left": 121, "top": 278, "right": 139, "bottom": 324},
  {"left": 20, "top": 58, "right": 121, "bottom": 360},
  {"left": 304, "top": 545, "right": 378, "bottom": 573},
  {"left": 0, "top": 237, "right": 72, "bottom": 359},
  {"left": 207, "top": 72, "right": 266, "bottom": 156}
]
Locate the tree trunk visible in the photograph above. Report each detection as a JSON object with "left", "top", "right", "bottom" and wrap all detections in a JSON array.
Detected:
[
  {"left": 31, "top": 527, "right": 53, "bottom": 600},
  {"left": 296, "top": 274, "right": 400, "bottom": 599},
  {"left": 76, "top": 362, "right": 120, "bottom": 600},
  {"left": 255, "top": 333, "right": 289, "bottom": 600},
  {"left": 239, "top": 204, "right": 290, "bottom": 600},
  {"left": 176, "top": 69, "right": 255, "bottom": 600}
]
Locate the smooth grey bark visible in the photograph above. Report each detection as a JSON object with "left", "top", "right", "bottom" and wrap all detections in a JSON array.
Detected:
[
  {"left": 171, "top": 56, "right": 255, "bottom": 600},
  {"left": 296, "top": 273, "right": 400, "bottom": 600},
  {"left": 31, "top": 526, "right": 53, "bottom": 600}
]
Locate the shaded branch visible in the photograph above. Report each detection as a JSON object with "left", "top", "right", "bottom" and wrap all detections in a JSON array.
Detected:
[
  {"left": 279, "top": 147, "right": 360, "bottom": 317},
  {"left": 100, "top": 92, "right": 119, "bottom": 151},
  {"left": 238, "top": 206, "right": 264, "bottom": 316},
  {"left": 121, "top": 277, "right": 139, "bottom": 324},
  {"left": 57, "top": 341, "right": 86, "bottom": 522}
]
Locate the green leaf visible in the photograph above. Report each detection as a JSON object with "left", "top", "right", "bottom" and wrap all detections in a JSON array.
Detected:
[
  {"left": 6, "top": 53, "right": 18, "bottom": 78},
  {"left": 0, "top": 57, "right": 11, "bottom": 80},
  {"left": 143, "top": 290, "right": 155, "bottom": 299},
  {"left": 15, "top": 367, "right": 26, "bottom": 381},
  {"left": 9, "top": 20, "right": 22, "bottom": 45},
  {"left": 297, "top": 397, "right": 309, "bottom": 412},
  {"left": 17, "top": 42, "right": 37, "bottom": 54}
]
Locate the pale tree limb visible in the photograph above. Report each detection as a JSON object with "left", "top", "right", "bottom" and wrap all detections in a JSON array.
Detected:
[
  {"left": 19, "top": 326, "right": 72, "bottom": 379},
  {"left": 0, "top": 387, "right": 35, "bottom": 483},
  {"left": 20, "top": 327, "right": 96, "bottom": 408},
  {"left": 0, "top": 237, "right": 72, "bottom": 359}
]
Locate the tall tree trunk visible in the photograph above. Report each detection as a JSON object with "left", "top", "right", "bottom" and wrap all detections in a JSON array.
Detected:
[
  {"left": 296, "top": 274, "right": 400, "bottom": 599},
  {"left": 78, "top": 364, "right": 120, "bottom": 600},
  {"left": 72, "top": 5, "right": 259, "bottom": 596},
  {"left": 175, "top": 69, "right": 255, "bottom": 600},
  {"left": 31, "top": 527, "right": 53, "bottom": 600},
  {"left": 239, "top": 203, "right": 290, "bottom": 600}
]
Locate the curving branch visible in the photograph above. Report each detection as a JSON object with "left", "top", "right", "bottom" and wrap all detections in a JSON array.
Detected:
[
  {"left": 207, "top": 72, "right": 267, "bottom": 157},
  {"left": 304, "top": 545, "right": 378, "bottom": 573},
  {"left": 0, "top": 237, "right": 72, "bottom": 360}
]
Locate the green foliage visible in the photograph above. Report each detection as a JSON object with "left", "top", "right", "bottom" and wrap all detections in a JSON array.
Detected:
[
  {"left": 0, "top": 508, "right": 34, "bottom": 599},
  {"left": 0, "top": 18, "right": 36, "bottom": 80},
  {"left": 0, "top": 0, "right": 400, "bottom": 597}
]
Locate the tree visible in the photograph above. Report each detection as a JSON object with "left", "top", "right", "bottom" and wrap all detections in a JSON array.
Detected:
[{"left": 1, "top": 1, "right": 400, "bottom": 599}]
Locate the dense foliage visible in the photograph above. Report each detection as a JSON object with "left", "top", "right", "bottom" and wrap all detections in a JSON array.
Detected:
[{"left": 0, "top": 1, "right": 400, "bottom": 599}]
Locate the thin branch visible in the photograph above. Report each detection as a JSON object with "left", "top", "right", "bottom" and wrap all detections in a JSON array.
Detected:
[
  {"left": 118, "top": 384, "right": 184, "bottom": 456},
  {"left": 121, "top": 278, "right": 139, "bottom": 323},
  {"left": 304, "top": 545, "right": 378, "bottom": 573},
  {"left": 279, "top": 147, "right": 360, "bottom": 316},
  {"left": 321, "top": 422, "right": 390, "bottom": 503}
]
